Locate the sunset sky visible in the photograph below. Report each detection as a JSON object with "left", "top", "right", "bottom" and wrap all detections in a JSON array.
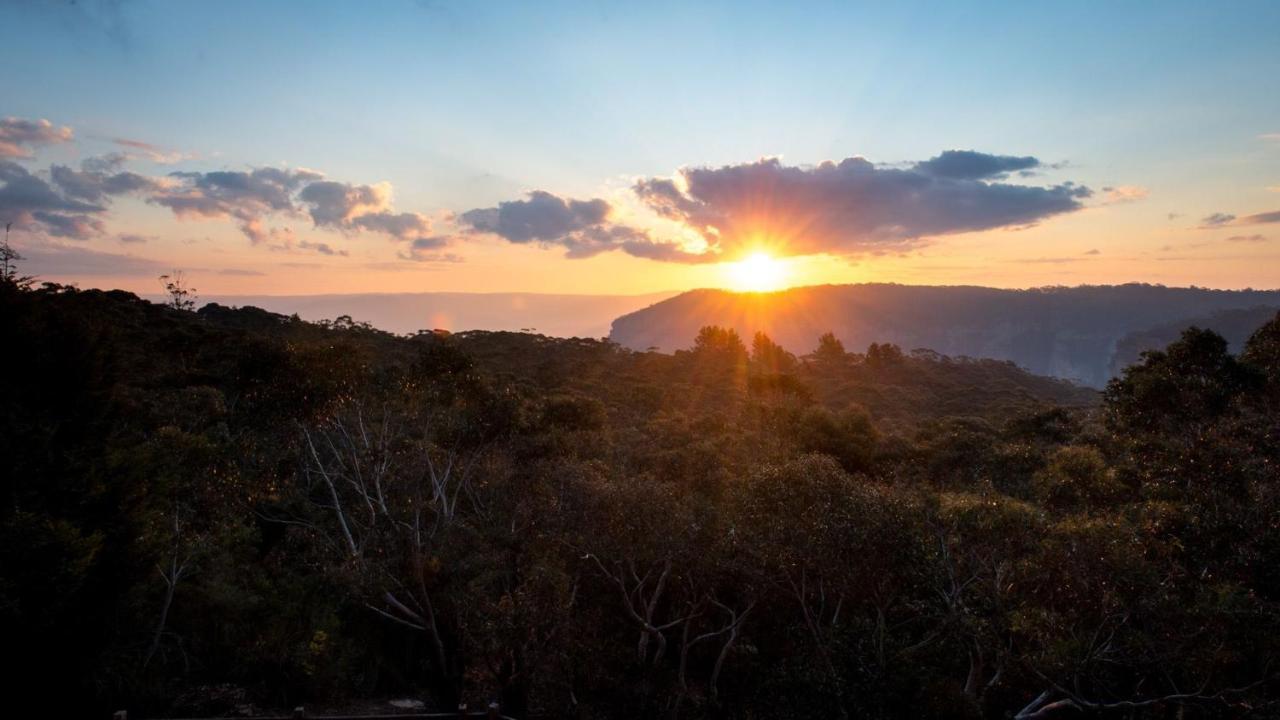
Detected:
[{"left": 2, "top": 0, "right": 1279, "bottom": 296}]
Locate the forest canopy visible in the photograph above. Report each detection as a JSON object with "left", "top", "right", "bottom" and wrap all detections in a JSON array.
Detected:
[{"left": 2, "top": 278, "right": 1279, "bottom": 719}]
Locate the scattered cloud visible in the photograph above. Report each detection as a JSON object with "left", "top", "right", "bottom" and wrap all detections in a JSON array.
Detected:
[
  {"left": 1200, "top": 209, "right": 1280, "bottom": 229},
  {"left": 1225, "top": 234, "right": 1267, "bottom": 243},
  {"left": 397, "top": 236, "right": 464, "bottom": 263},
  {"left": 457, "top": 190, "right": 712, "bottom": 262},
  {"left": 111, "top": 137, "right": 192, "bottom": 164},
  {"left": 631, "top": 153, "right": 1091, "bottom": 261},
  {"left": 50, "top": 162, "right": 162, "bottom": 204},
  {"left": 117, "top": 233, "right": 153, "bottom": 244},
  {"left": 1238, "top": 210, "right": 1280, "bottom": 225},
  {"left": 154, "top": 168, "right": 438, "bottom": 250},
  {"left": 296, "top": 239, "right": 349, "bottom": 257},
  {"left": 1084, "top": 248, "right": 1101, "bottom": 255},
  {"left": 217, "top": 268, "right": 267, "bottom": 276},
  {"left": 912, "top": 150, "right": 1040, "bottom": 180},
  {"left": 0, "top": 160, "right": 110, "bottom": 240},
  {"left": 0, "top": 117, "right": 73, "bottom": 158},
  {"left": 16, "top": 241, "right": 166, "bottom": 277},
  {"left": 151, "top": 167, "right": 321, "bottom": 241},
  {"left": 1200, "top": 212, "right": 1236, "bottom": 227},
  {"left": 1101, "top": 185, "right": 1149, "bottom": 203}
]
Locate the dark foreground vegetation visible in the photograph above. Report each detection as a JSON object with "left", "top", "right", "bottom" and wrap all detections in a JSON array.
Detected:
[{"left": 3, "top": 277, "right": 1280, "bottom": 719}]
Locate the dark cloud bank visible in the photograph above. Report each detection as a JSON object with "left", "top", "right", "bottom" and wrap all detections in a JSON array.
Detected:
[{"left": 458, "top": 150, "right": 1092, "bottom": 263}]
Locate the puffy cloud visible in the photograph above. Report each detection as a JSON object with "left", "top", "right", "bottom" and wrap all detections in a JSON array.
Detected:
[
  {"left": 0, "top": 161, "right": 106, "bottom": 239},
  {"left": 912, "top": 150, "right": 1039, "bottom": 179},
  {"left": 297, "top": 180, "right": 391, "bottom": 226},
  {"left": 152, "top": 170, "right": 437, "bottom": 249},
  {"left": 457, "top": 190, "right": 710, "bottom": 262},
  {"left": 352, "top": 211, "right": 433, "bottom": 240},
  {"left": 150, "top": 167, "right": 322, "bottom": 242},
  {"left": 50, "top": 163, "right": 161, "bottom": 203},
  {"left": 399, "top": 236, "right": 465, "bottom": 263},
  {"left": 0, "top": 117, "right": 73, "bottom": 158},
  {"left": 297, "top": 239, "right": 349, "bottom": 257},
  {"left": 460, "top": 191, "right": 610, "bottom": 243},
  {"left": 33, "top": 211, "right": 106, "bottom": 239},
  {"left": 1200, "top": 212, "right": 1236, "bottom": 227},
  {"left": 632, "top": 154, "right": 1091, "bottom": 260}
]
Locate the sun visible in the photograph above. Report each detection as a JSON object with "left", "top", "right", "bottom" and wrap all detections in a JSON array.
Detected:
[{"left": 727, "top": 252, "right": 788, "bottom": 292}]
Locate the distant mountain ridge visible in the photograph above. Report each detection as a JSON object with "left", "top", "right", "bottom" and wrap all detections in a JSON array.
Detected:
[
  {"left": 608, "top": 283, "right": 1280, "bottom": 387},
  {"left": 170, "top": 291, "right": 678, "bottom": 339}
]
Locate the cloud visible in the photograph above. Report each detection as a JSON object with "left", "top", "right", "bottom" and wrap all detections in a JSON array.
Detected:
[
  {"left": 217, "top": 268, "right": 267, "bottom": 276},
  {"left": 397, "top": 236, "right": 464, "bottom": 263},
  {"left": 1084, "top": 248, "right": 1101, "bottom": 255},
  {"left": 1238, "top": 210, "right": 1280, "bottom": 225},
  {"left": 50, "top": 162, "right": 161, "bottom": 204},
  {"left": 32, "top": 211, "right": 106, "bottom": 239},
  {"left": 111, "top": 137, "right": 191, "bottom": 164},
  {"left": 1101, "top": 185, "right": 1149, "bottom": 203},
  {"left": 154, "top": 170, "right": 437, "bottom": 250},
  {"left": 912, "top": 150, "right": 1040, "bottom": 179},
  {"left": 296, "top": 239, "right": 349, "bottom": 257},
  {"left": 631, "top": 154, "right": 1091, "bottom": 261},
  {"left": 298, "top": 180, "right": 391, "bottom": 226},
  {"left": 1225, "top": 234, "right": 1267, "bottom": 243},
  {"left": 0, "top": 160, "right": 108, "bottom": 239},
  {"left": 0, "top": 117, "right": 74, "bottom": 158},
  {"left": 1200, "top": 209, "right": 1280, "bottom": 229},
  {"left": 117, "top": 233, "right": 152, "bottom": 244},
  {"left": 1261, "top": 133, "right": 1280, "bottom": 142},
  {"left": 16, "top": 242, "right": 166, "bottom": 277},
  {"left": 460, "top": 191, "right": 610, "bottom": 243},
  {"left": 1200, "top": 212, "right": 1236, "bottom": 227},
  {"left": 457, "top": 190, "right": 714, "bottom": 262},
  {"left": 150, "top": 167, "right": 322, "bottom": 242}
]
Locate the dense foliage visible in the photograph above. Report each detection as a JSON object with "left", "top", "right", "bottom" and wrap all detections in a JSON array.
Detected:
[{"left": 2, "top": 279, "right": 1279, "bottom": 719}]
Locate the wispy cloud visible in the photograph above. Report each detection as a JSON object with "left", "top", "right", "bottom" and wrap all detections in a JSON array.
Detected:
[
  {"left": 1101, "top": 185, "right": 1149, "bottom": 204},
  {"left": 0, "top": 117, "right": 74, "bottom": 159},
  {"left": 1200, "top": 212, "right": 1237, "bottom": 228}
]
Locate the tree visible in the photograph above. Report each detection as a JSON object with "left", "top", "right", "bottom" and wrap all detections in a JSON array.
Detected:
[
  {"left": 1241, "top": 310, "right": 1280, "bottom": 386},
  {"left": 810, "top": 332, "right": 847, "bottom": 368},
  {"left": 159, "top": 271, "right": 198, "bottom": 311},
  {"left": 750, "top": 331, "right": 797, "bottom": 374},
  {"left": 0, "top": 222, "right": 33, "bottom": 289}
]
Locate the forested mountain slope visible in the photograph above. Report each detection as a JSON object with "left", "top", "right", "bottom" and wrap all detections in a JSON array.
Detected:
[
  {"left": 609, "top": 283, "right": 1280, "bottom": 386},
  {"left": 4, "top": 281, "right": 1280, "bottom": 719}
]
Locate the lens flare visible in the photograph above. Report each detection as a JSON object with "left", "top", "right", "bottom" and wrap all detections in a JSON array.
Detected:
[{"left": 727, "top": 252, "right": 788, "bottom": 292}]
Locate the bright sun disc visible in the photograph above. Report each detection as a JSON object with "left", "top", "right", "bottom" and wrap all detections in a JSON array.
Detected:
[{"left": 728, "top": 252, "right": 787, "bottom": 292}]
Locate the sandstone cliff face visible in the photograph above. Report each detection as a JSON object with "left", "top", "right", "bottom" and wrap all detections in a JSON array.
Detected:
[{"left": 609, "top": 284, "right": 1280, "bottom": 387}]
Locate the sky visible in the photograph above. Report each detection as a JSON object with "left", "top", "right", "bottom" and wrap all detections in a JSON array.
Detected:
[{"left": 2, "top": 0, "right": 1279, "bottom": 296}]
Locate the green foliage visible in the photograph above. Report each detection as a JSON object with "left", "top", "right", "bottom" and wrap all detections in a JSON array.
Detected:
[{"left": 2, "top": 285, "right": 1278, "bottom": 718}]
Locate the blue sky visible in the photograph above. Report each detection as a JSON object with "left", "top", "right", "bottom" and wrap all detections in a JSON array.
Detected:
[{"left": 2, "top": 0, "right": 1278, "bottom": 294}]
